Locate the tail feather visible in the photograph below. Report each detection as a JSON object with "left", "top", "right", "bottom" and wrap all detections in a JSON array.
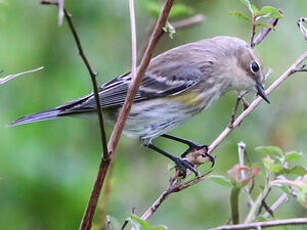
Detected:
[{"left": 8, "top": 109, "right": 61, "bottom": 127}]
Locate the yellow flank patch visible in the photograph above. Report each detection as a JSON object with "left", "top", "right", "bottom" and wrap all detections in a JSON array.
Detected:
[{"left": 169, "top": 92, "right": 202, "bottom": 107}]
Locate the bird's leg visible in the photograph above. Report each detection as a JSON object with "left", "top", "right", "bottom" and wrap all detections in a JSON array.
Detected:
[
  {"left": 144, "top": 142, "right": 199, "bottom": 177},
  {"left": 160, "top": 134, "right": 214, "bottom": 167}
]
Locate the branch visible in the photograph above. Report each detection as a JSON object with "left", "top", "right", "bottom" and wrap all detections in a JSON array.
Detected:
[
  {"left": 137, "top": 51, "right": 307, "bottom": 222},
  {"left": 41, "top": 2, "right": 109, "bottom": 230},
  {"left": 208, "top": 51, "right": 307, "bottom": 154},
  {"left": 297, "top": 17, "right": 307, "bottom": 40},
  {"left": 0, "top": 66, "right": 44, "bottom": 86},
  {"left": 262, "top": 193, "right": 288, "bottom": 218},
  {"left": 253, "top": 16, "right": 281, "bottom": 46},
  {"left": 129, "top": 0, "right": 137, "bottom": 80},
  {"left": 210, "top": 218, "right": 307, "bottom": 230},
  {"left": 58, "top": 0, "right": 64, "bottom": 25},
  {"left": 140, "top": 170, "right": 212, "bottom": 220},
  {"left": 107, "top": 0, "right": 174, "bottom": 154}
]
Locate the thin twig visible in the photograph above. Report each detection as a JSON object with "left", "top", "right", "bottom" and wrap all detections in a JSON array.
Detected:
[
  {"left": 106, "top": 216, "right": 112, "bottom": 230},
  {"left": 263, "top": 193, "right": 288, "bottom": 218},
  {"left": 58, "top": 0, "right": 64, "bottom": 25},
  {"left": 129, "top": 0, "right": 137, "bottom": 80},
  {"left": 41, "top": 2, "right": 109, "bottom": 230},
  {"left": 253, "top": 16, "right": 281, "bottom": 46},
  {"left": 138, "top": 13, "right": 205, "bottom": 63},
  {"left": 297, "top": 17, "right": 307, "bottom": 40},
  {"left": 107, "top": 0, "right": 175, "bottom": 154},
  {"left": 210, "top": 218, "right": 307, "bottom": 230},
  {"left": 63, "top": 9, "right": 109, "bottom": 155},
  {"left": 244, "top": 172, "right": 271, "bottom": 224},
  {"left": 250, "top": 15, "right": 257, "bottom": 48},
  {"left": 0, "top": 66, "right": 44, "bottom": 86},
  {"left": 140, "top": 170, "right": 212, "bottom": 220}
]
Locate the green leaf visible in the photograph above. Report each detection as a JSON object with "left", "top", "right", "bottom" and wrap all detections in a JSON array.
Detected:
[
  {"left": 131, "top": 215, "right": 168, "bottom": 230},
  {"left": 239, "top": 0, "right": 254, "bottom": 14},
  {"left": 230, "top": 11, "right": 250, "bottom": 22},
  {"left": 285, "top": 151, "right": 302, "bottom": 162},
  {"left": 276, "top": 184, "right": 291, "bottom": 194},
  {"left": 257, "top": 6, "right": 283, "bottom": 19},
  {"left": 285, "top": 166, "right": 307, "bottom": 176},
  {"left": 255, "top": 23, "right": 274, "bottom": 29},
  {"left": 269, "top": 164, "right": 284, "bottom": 174},
  {"left": 208, "top": 175, "right": 232, "bottom": 187},
  {"left": 255, "top": 146, "right": 284, "bottom": 157}
]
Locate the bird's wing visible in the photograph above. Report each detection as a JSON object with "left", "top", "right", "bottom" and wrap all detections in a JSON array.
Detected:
[{"left": 59, "top": 64, "right": 202, "bottom": 114}]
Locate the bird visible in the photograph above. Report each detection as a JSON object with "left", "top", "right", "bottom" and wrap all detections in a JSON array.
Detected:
[{"left": 9, "top": 36, "right": 269, "bottom": 176}]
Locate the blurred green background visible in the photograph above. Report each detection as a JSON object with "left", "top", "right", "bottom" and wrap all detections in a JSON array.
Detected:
[{"left": 0, "top": 0, "right": 306, "bottom": 229}]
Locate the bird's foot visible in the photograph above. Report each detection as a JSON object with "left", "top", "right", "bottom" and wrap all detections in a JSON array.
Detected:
[
  {"left": 181, "top": 144, "right": 215, "bottom": 168},
  {"left": 173, "top": 157, "right": 199, "bottom": 177}
]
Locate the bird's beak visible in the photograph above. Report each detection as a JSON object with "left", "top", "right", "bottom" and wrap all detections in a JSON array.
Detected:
[{"left": 256, "top": 80, "right": 270, "bottom": 104}]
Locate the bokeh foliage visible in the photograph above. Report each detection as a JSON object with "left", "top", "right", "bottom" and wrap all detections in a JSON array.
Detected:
[{"left": 0, "top": 0, "right": 306, "bottom": 229}]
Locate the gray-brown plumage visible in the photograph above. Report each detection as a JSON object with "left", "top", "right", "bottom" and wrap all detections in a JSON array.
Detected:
[{"left": 9, "top": 36, "right": 270, "bottom": 175}]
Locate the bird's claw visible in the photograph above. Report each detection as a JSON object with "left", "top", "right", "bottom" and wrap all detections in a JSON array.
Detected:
[{"left": 174, "top": 157, "right": 199, "bottom": 177}]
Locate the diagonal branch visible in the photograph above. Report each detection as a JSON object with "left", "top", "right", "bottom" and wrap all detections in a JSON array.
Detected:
[
  {"left": 0, "top": 66, "right": 44, "bottom": 86},
  {"left": 208, "top": 51, "right": 307, "bottom": 154},
  {"left": 138, "top": 51, "right": 307, "bottom": 221},
  {"left": 107, "top": 0, "right": 175, "bottom": 154},
  {"left": 140, "top": 170, "right": 212, "bottom": 220}
]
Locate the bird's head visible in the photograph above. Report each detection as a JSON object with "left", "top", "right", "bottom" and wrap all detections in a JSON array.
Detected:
[
  {"left": 226, "top": 37, "right": 270, "bottom": 103},
  {"left": 212, "top": 36, "right": 270, "bottom": 103}
]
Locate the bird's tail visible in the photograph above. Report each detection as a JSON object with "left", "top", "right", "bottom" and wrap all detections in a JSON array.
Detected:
[{"left": 8, "top": 108, "right": 61, "bottom": 127}]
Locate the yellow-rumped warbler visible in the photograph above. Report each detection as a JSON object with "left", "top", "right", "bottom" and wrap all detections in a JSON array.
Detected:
[{"left": 9, "top": 36, "right": 269, "bottom": 175}]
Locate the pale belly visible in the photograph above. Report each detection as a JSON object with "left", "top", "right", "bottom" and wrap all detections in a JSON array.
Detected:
[{"left": 122, "top": 89, "right": 221, "bottom": 142}]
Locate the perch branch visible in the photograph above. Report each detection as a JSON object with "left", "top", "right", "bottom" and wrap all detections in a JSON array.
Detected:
[
  {"left": 138, "top": 51, "right": 307, "bottom": 221},
  {"left": 208, "top": 51, "right": 307, "bottom": 154},
  {"left": 141, "top": 170, "right": 212, "bottom": 220}
]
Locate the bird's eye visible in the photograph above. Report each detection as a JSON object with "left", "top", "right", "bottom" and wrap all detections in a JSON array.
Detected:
[{"left": 251, "top": 61, "right": 260, "bottom": 73}]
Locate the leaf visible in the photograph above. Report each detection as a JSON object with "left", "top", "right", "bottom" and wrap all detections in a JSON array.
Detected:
[
  {"left": 208, "top": 175, "right": 232, "bottom": 187},
  {"left": 297, "top": 189, "right": 307, "bottom": 208},
  {"left": 230, "top": 11, "right": 250, "bottom": 22},
  {"left": 257, "top": 6, "right": 283, "bottom": 19},
  {"left": 269, "top": 164, "right": 284, "bottom": 175},
  {"left": 255, "top": 146, "right": 283, "bottom": 157},
  {"left": 131, "top": 216, "right": 150, "bottom": 230},
  {"left": 131, "top": 215, "right": 168, "bottom": 230},
  {"left": 255, "top": 23, "right": 274, "bottom": 29},
  {"left": 275, "top": 184, "right": 291, "bottom": 194},
  {"left": 285, "top": 166, "right": 307, "bottom": 176},
  {"left": 285, "top": 151, "right": 302, "bottom": 162},
  {"left": 239, "top": 0, "right": 254, "bottom": 14}
]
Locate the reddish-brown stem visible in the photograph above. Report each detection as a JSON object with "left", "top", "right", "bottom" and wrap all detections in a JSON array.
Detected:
[{"left": 107, "top": 0, "right": 175, "bottom": 154}]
